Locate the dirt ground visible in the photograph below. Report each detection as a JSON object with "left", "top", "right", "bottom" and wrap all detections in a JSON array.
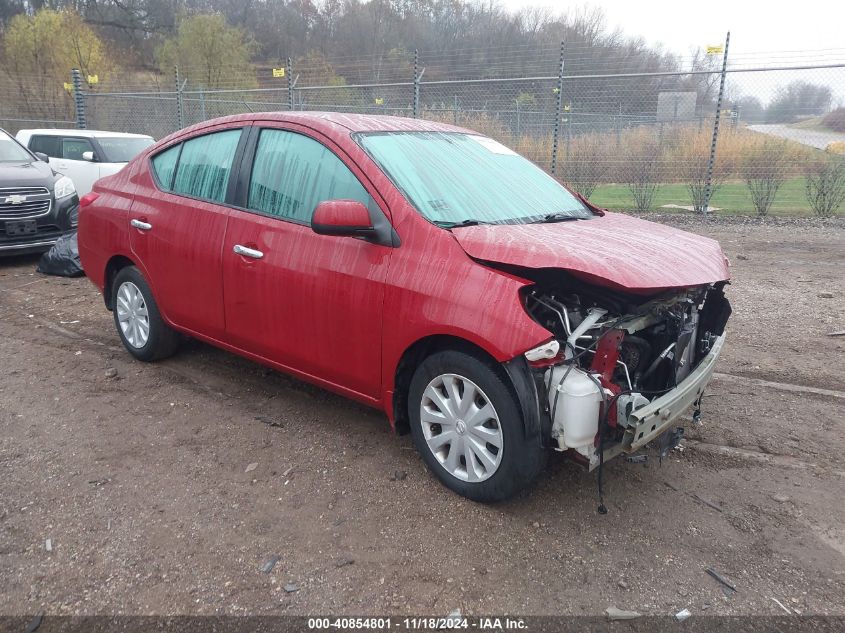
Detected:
[{"left": 1, "top": 217, "right": 844, "bottom": 618}]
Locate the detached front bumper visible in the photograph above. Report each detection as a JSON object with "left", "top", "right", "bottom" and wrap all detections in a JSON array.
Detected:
[{"left": 622, "top": 333, "right": 726, "bottom": 453}]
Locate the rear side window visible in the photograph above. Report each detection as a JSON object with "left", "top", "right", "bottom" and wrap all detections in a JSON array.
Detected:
[
  {"left": 62, "top": 137, "right": 95, "bottom": 160},
  {"left": 29, "top": 135, "right": 62, "bottom": 158},
  {"left": 172, "top": 129, "right": 242, "bottom": 203},
  {"left": 151, "top": 144, "right": 181, "bottom": 190},
  {"left": 248, "top": 129, "right": 369, "bottom": 223}
]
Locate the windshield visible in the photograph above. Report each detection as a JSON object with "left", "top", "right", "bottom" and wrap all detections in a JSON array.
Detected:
[
  {"left": 357, "top": 131, "right": 591, "bottom": 225},
  {"left": 0, "top": 132, "right": 34, "bottom": 163},
  {"left": 97, "top": 137, "right": 154, "bottom": 162}
]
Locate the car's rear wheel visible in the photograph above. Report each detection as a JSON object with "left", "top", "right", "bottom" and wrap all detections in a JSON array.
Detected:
[
  {"left": 408, "top": 349, "right": 545, "bottom": 502},
  {"left": 112, "top": 266, "right": 179, "bottom": 361}
]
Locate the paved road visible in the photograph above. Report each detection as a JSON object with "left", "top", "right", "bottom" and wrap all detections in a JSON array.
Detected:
[{"left": 747, "top": 123, "right": 845, "bottom": 150}]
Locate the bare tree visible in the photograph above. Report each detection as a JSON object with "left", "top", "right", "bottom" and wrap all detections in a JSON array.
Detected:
[
  {"left": 562, "top": 133, "right": 609, "bottom": 199},
  {"left": 623, "top": 131, "right": 662, "bottom": 212},
  {"left": 765, "top": 81, "right": 833, "bottom": 123},
  {"left": 742, "top": 141, "right": 790, "bottom": 216},
  {"left": 805, "top": 157, "right": 845, "bottom": 217}
]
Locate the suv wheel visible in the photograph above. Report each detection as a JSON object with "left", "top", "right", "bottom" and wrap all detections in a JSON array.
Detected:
[
  {"left": 112, "top": 266, "right": 179, "bottom": 361},
  {"left": 408, "top": 350, "right": 545, "bottom": 502}
]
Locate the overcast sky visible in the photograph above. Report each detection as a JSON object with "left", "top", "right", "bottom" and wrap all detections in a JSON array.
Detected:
[
  {"left": 499, "top": 0, "right": 841, "bottom": 58},
  {"left": 499, "top": 0, "right": 843, "bottom": 103}
]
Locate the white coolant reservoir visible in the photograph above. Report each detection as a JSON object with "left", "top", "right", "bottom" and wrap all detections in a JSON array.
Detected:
[{"left": 547, "top": 366, "right": 603, "bottom": 455}]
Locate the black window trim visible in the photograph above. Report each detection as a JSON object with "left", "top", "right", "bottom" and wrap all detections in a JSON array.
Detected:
[
  {"left": 229, "top": 124, "right": 399, "bottom": 247},
  {"left": 148, "top": 126, "right": 251, "bottom": 207},
  {"left": 30, "top": 134, "right": 100, "bottom": 161}
]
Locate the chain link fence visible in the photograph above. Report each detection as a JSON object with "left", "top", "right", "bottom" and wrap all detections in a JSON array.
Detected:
[{"left": 3, "top": 43, "right": 845, "bottom": 216}]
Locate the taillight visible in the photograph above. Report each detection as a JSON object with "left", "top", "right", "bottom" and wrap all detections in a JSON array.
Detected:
[{"left": 79, "top": 192, "right": 100, "bottom": 208}]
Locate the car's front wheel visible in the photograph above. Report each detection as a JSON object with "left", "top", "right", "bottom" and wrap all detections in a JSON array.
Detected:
[
  {"left": 408, "top": 350, "right": 545, "bottom": 502},
  {"left": 112, "top": 266, "right": 179, "bottom": 362}
]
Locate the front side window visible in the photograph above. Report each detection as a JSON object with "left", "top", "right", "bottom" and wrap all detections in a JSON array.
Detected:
[
  {"left": 151, "top": 144, "right": 181, "bottom": 191},
  {"left": 357, "top": 132, "right": 591, "bottom": 226},
  {"left": 172, "top": 129, "right": 242, "bottom": 203},
  {"left": 62, "top": 137, "right": 95, "bottom": 160},
  {"left": 248, "top": 129, "right": 370, "bottom": 223}
]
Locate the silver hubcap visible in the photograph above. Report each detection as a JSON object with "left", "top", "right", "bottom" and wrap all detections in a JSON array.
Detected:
[
  {"left": 420, "top": 373, "right": 504, "bottom": 482},
  {"left": 116, "top": 281, "right": 150, "bottom": 349}
]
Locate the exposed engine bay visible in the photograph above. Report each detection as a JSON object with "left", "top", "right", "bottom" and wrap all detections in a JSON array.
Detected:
[{"left": 522, "top": 274, "right": 731, "bottom": 467}]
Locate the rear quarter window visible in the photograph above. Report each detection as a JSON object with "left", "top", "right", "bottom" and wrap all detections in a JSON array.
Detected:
[
  {"left": 151, "top": 144, "right": 181, "bottom": 191},
  {"left": 29, "top": 135, "right": 62, "bottom": 158}
]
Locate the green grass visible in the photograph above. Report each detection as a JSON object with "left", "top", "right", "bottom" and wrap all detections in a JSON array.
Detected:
[
  {"left": 789, "top": 117, "right": 834, "bottom": 133},
  {"left": 589, "top": 177, "right": 831, "bottom": 217}
]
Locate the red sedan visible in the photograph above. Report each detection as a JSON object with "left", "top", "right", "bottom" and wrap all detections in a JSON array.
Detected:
[{"left": 78, "top": 113, "right": 731, "bottom": 502}]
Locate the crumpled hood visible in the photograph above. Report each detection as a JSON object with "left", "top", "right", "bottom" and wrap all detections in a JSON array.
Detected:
[{"left": 452, "top": 212, "right": 730, "bottom": 293}]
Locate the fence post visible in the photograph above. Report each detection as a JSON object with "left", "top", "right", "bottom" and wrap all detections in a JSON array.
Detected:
[
  {"left": 71, "top": 68, "right": 86, "bottom": 129},
  {"left": 413, "top": 49, "right": 420, "bottom": 118},
  {"left": 174, "top": 65, "right": 185, "bottom": 129},
  {"left": 550, "top": 41, "right": 564, "bottom": 176},
  {"left": 703, "top": 31, "right": 730, "bottom": 213},
  {"left": 616, "top": 103, "right": 622, "bottom": 147},
  {"left": 287, "top": 57, "right": 294, "bottom": 111}
]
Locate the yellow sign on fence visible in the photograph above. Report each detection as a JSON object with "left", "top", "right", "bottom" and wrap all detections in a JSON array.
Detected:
[
  {"left": 272, "top": 68, "right": 286, "bottom": 78},
  {"left": 374, "top": 97, "right": 384, "bottom": 105},
  {"left": 87, "top": 74, "right": 99, "bottom": 84},
  {"left": 706, "top": 45, "right": 724, "bottom": 55},
  {"left": 63, "top": 82, "right": 73, "bottom": 92}
]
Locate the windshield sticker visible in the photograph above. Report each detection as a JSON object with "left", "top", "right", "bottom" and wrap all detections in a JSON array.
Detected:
[{"left": 470, "top": 136, "right": 518, "bottom": 156}]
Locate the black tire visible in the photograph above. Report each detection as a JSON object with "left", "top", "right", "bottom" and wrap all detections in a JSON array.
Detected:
[
  {"left": 111, "top": 266, "right": 179, "bottom": 362},
  {"left": 408, "top": 349, "right": 545, "bottom": 502}
]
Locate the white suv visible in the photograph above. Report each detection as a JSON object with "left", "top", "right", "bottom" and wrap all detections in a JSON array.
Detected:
[{"left": 16, "top": 129, "right": 154, "bottom": 196}]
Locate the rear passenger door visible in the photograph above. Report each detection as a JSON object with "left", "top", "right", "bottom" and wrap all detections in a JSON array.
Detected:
[
  {"left": 221, "top": 126, "right": 392, "bottom": 399},
  {"left": 129, "top": 126, "right": 247, "bottom": 340}
]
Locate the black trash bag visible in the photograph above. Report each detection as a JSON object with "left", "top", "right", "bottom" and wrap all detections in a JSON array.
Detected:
[{"left": 36, "top": 231, "right": 84, "bottom": 277}]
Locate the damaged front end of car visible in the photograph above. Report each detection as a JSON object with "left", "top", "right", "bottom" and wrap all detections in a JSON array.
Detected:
[{"left": 519, "top": 272, "right": 731, "bottom": 470}]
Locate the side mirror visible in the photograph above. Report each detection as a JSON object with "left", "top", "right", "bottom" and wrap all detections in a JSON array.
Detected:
[
  {"left": 311, "top": 199, "right": 375, "bottom": 238},
  {"left": 81, "top": 151, "right": 96, "bottom": 162},
  {"left": 34, "top": 152, "right": 49, "bottom": 163}
]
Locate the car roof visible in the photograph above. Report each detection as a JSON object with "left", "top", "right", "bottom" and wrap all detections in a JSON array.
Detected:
[
  {"left": 159, "top": 112, "right": 475, "bottom": 146},
  {"left": 250, "top": 112, "right": 475, "bottom": 134},
  {"left": 16, "top": 129, "right": 154, "bottom": 140}
]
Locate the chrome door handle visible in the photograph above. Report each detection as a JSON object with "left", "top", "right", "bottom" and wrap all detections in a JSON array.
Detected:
[
  {"left": 130, "top": 219, "right": 152, "bottom": 231},
  {"left": 233, "top": 244, "right": 264, "bottom": 259}
]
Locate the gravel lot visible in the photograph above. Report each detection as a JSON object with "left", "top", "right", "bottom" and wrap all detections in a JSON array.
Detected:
[{"left": 1, "top": 217, "right": 843, "bottom": 617}]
